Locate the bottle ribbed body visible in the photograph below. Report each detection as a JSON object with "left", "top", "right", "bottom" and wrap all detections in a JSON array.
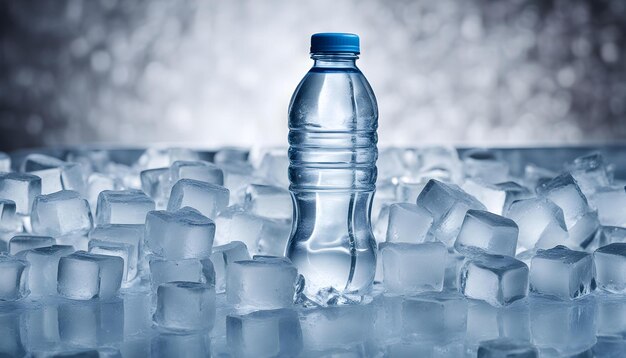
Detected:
[{"left": 286, "top": 55, "right": 378, "bottom": 298}]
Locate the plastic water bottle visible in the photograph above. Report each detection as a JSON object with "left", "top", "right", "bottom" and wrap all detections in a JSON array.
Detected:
[{"left": 286, "top": 33, "right": 378, "bottom": 302}]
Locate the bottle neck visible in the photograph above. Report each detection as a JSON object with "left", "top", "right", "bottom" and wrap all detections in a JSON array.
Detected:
[{"left": 311, "top": 53, "right": 358, "bottom": 69}]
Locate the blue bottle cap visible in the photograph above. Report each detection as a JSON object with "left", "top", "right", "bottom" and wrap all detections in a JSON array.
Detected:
[{"left": 310, "top": 33, "right": 360, "bottom": 54}]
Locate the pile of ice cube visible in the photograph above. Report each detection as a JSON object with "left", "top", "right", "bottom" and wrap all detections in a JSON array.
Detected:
[{"left": 0, "top": 146, "right": 625, "bottom": 357}]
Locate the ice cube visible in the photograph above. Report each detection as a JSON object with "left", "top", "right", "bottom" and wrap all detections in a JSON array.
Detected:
[
  {"left": 21, "top": 154, "right": 85, "bottom": 195},
  {"left": 18, "top": 245, "right": 74, "bottom": 296},
  {"left": 95, "top": 189, "right": 155, "bottom": 226},
  {"left": 460, "top": 253, "right": 529, "bottom": 307},
  {"left": 9, "top": 234, "right": 55, "bottom": 255},
  {"left": 57, "top": 298, "right": 124, "bottom": 346},
  {"left": 151, "top": 332, "right": 211, "bottom": 358},
  {"left": 243, "top": 184, "right": 293, "bottom": 220},
  {"left": 89, "top": 240, "right": 135, "bottom": 284},
  {"left": 145, "top": 208, "right": 215, "bottom": 260},
  {"left": 136, "top": 147, "right": 199, "bottom": 170},
  {"left": 31, "top": 190, "right": 93, "bottom": 237},
  {"left": 170, "top": 160, "right": 224, "bottom": 186},
  {"left": 227, "top": 309, "right": 302, "bottom": 358},
  {"left": 167, "top": 179, "right": 229, "bottom": 220},
  {"left": 416, "top": 179, "right": 486, "bottom": 246},
  {"left": 219, "top": 161, "right": 259, "bottom": 203},
  {"left": 0, "top": 254, "right": 29, "bottom": 301},
  {"left": 454, "top": 210, "right": 519, "bottom": 257},
  {"left": 0, "top": 172, "right": 42, "bottom": 214},
  {"left": 594, "top": 243, "right": 626, "bottom": 293},
  {"left": 400, "top": 292, "right": 468, "bottom": 343},
  {"left": 505, "top": 198, "right": 568, "bottom": 250},
  {"left": 462, "top": 149, "right": 510, "bottom": 184},
  {"left": 153, "top": 281, "right": 215, "bottom": 331},
  {"left": 592, "top": 186, "right": 626, "bottom": 227},
  {"left": 88, "top": 224, "right": 143, "bottom": 279},
  {"left": 86, "top": 173, "right": 121, "bottom": 212},
  {"left": 149, "top": 258, "right": 205, "bottom": 292},
  {"left": 566, "top": 152, "right": 612, "bottom": 197},
  {"left": 380, "top": 242, "right": 447, "bottom": 294},
  {"left": 462, "top": 180, "right": 532, "bottom": 215},
  {"left": 0, "top": 199, "right": 21, "bottom": 232},
  {"left": 140, "top": 167, "right": 170, "bottom": 206},
  {"left": 257, "top": 149, "right": 289, "bottom": 187},
  {"left": 593, "top": 226, "right": 626, "bottom": 251},
  {"left": 385, "top": 203, "right": 433, "bottom": 244},
  {"left": 0, "top": 152, "right": 10, "bottom": 172},
  {"left": 210, "top": 241, "right": 251, "bottom": 293},
  {"left": 227, "top": 256, "right": 297, "bottom": 309},
  {"left": 477, "top": 338, "right": 538, "bottom": 358},
  {"left": 529, "top": 245, "right": 594, "bottom": 300},
  {"left": 57, "top": 251, "right": 123, "bottom": 300}
]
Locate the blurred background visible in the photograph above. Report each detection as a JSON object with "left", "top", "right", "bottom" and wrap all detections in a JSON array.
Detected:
[{"left": 0, "top": 0, "right": 625, "bottom": 152}]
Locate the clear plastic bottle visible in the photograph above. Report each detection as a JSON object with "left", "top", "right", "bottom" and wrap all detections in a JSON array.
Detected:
[{"left": 286, "top": 33, "right": 378, "bottom": 302}]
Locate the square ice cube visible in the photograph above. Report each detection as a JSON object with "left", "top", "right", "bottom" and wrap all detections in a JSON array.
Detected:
[
  {"left": 0, "top": 152, "right": 10, "bottom": 172},
  {"left": 9, "top": 234, "right": 55, "bottom": 255},
  {"left": 566, "top": 153, "right": 612, "bottom": 197},
  {"left": 0, "top": 172, "right": 42, "bottom": 214},
  {"left": 167, "top": 179, "right": 229, "bottom": 220},
  {"left": 153, "top": 281, "right": 215, "bottom": 331},
  {"left": 477, "top": 338, "right": 538, "bottom": 358},
  {"left": 594, "top": 243, "right": 626, "bottom": 293},
  {"left": 86, "top": 173, "right": 121, "bottom": 212},
  {"left": 529, "top": 245, "right": 594, "bottom": 300},
  {"left": 592, "top": 186, "right": 626, "bottom": 227},
  {"left": 400, "top": 292, "right": 468, "bottom": 343},
  {"left": 21, "top": 154, "right": 85, "bottom": 195},
  {"left": 0, "top": 199, "right": 21, "bottom": 233},
  {"left": 380, "top": 242, "right": 447, "bottom": 294},
  {"left": 88, "top": 224, "right": 143, "bottom": 277},
  {"left": 211, "top": 241, "right": 251, "bottom": 293},
  {"left": 227, "top": 256, "right": 298, "bottom": 309},
  {"left": 140, "top": 167, "right": 170, "bottom": 203},
  {"left": 505, "top": 198, "right": 568, "bottom": 250},
  {"left": 0, "top": 254, "right": 29, "bottom": 301},
  {"left": 31, "top": 190, "right": 93, "bottom": 237},
  {"left": 385, "top": 203, "right": 433, "bottom": 244},
  {"left": 170, "top": 160, "right": 224, "bottom": 186},
  {"left": 416, "top": 179, "right": 486, "bottom": 246},
  {"left": 96, "top": 189, "right": 155, "bottom": 225},
  {"left": 145, "top": 208, "right": 215, "bottom": 260},
  {"left": 57, "top": 251, "right": 124, "bottom": 300},
  {"left": 17, "top": 245, "right": 74, "bottom": 296},
  {"left": 460, "top": 253, "right": 529, "bottom": 307},
  {"left": 149, "top": 258, "right": 205, "bottom": 292},
  {"left": 454, "top": 210, "right": 519, "bottom": 257},
  {"left": 243, "top": 184, "right": 293, "bottom": 220},
  {"left": 227, "top": 309, "right": 302, "bottom": 357},
  {"left": 462, "top": 180, "right": 532, "bottom": 215},
  {"left": 89, "top": 240, "right": 135, "bottom": 284}
]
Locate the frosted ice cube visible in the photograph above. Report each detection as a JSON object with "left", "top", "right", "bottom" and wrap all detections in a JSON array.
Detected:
[
  {"left": 89, "top": 240, "right": 135, "bottom": 284},
  {"left": 385, "top": 203, "right": 433, "bottom": 244},
  {"left": 594, "top": 243, "right": 626, "bottom": 293},
  {"left": 227, "top": 309, "right": 302, "bottom": 358},
  {"left": 57, "top": 298, "right": 124, "bottom": 346},
  {"left": 31, "top": 190, "right": 93, "bottom": 237},
  {"left": 462, "top": 180, "right": 532, "bottom": 215},
  {"left": 0, "top": 199, "right": 21, "bottom": 232},
  {"left": 243, "top": 184, "right": 293, "bottom": 220},
  {"left": 95, "top": 189, "right": 155, "bottom": 225},
  {"left": 136, "top": 147, "right": 199, "bottom": 170},
  {"left": 145, "top": 208, "right": 215, "bottom": 260},
  {"left": 18, "top": 245, "right": 74, "bottom": 296},
  {"left": 0, "top": 254, "right": 29, "bottom": 301},
  {"left": 167, "top": 179, "right": 229, "bottom": 220},
  {"left": 416, "top": 179, "right": 486, "bottom": 246},
  {"left": 153, "top": 281, "right": 215, "bottom": 331},
  {"left": 210, "top": 241, "right": 250, "bottom": 293},
  {"left": 170, "top": 160, "right": 224, "bottom": 186},
  {"left": 400, "top": 292, "right": 468, "bottom": 343},
  {"left": 505, "top": 198, "right": 568, "bottom": 250},
  {"left": 477, "top": 338, "right": 538, "bottom": 358},
  {"left": 88, "top": 224, "right": 143, "bottom": 279},
  {"left": 454, "top": 210, "right": 519, "bottom": 257},
  {"left": 57, "top": 251, "right": 123, "bottom": 300},
  {"left": 0, "top": 172, "right": 42, "bottom": 214},
  {"left": 257, "top": 149, "right": 289, "bottom": 187},
  {"left": 86, "top": 173, "right": 121, "bottom": 212},
  {"left": 9, "top": 234, "right": 55, "bottom": 255},
  {"left": 21, "top": 154, "right": 85, "bottom": 195},
  {"left": 592, "top": 186, "right": 626, "bottom": 227},
  {"left": 460, "top": 253, "right": 529, "bottom": 307},
  {"left": 227, "top": 256, "right": 298, "bottom": 309},
  {"left": 151, "top": 332, "right": 211, "bottom": 358},
  {"left": 529, "top": 245, "right": 594, "bottom": 300},
  {"left": 149, "top": 258, "right": 205, "bottom": 292},
  {"left": 0, "top": 152, "right": 10, "bottom": 172},
  {"left": 380, "top": 242, "right": 447, "bottom": 294},
  {"left": 462, "top": 149, "right": 510, "bottom": 184},
  {"left": 566, "top": 152, "right": 612, "bottom": 197}
]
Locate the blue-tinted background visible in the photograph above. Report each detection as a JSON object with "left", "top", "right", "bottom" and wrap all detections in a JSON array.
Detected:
[{"left": 0, "top": 0, "right": 624, "bottom": 151}]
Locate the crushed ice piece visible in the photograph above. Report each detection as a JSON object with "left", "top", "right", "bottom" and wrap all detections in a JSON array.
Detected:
[
  {"left": 477, "top": 338, "right": 538, "bottom": 358},
  {"left": 505, "top": 197, "right": 569, "bottom": 250},
  {"left": 9, "top": 234, "right": 55, "bottom": 255},
  {"left": 592, "top": 186, "right": 626, "bottom": 227},
  {"left": 95, "top": 189, "right": 155, "bottom": 226},
  {"left": 243, "top": 184, "right": 293, "bottom": 220},
  {"left": 594, "top": 243, "right": 626, "bottom": 294},
  {"left": 18, "top": 245, "right": 74, "bottom": 296},
  {"left": 380, "top": 242, "right": 446, "bottom": 294},
  {"left": 529, "top": 245, "right": 595, "bottom": 300},
  {"left": 167, "top": 179, "right": 229, "bottom": 220},
  {"left": 454, "top": 209, "right": 519, "bottom": 257},
  {"left": 0, "top": 172, "right": 42, "bottom": 214},
  {"left": 462, "top": 180, "right": 532, "bottom": 215},
  {"left": 31, "top": 190, "right": 93, "bottom": 237},
  {"left": 57, "top": 251, "right": 124, "bottom": 300},
  {"left": 149, "top": 257, "right": 205, "bottom": 292},
  {"left": 89, "top": 240, "right": 135, "bottom": 284},
  {"left": 145, "top": 208, "right": 215, "bottom": 260},
  {"left": 460, "top": 253, "right": 529, "bottom": 307},
  {"left": 227, "top": 256, "right": 298, "bottom": 309},
  {"left": 462, "top": 149, "right": 510, "bottom": 184},
  {"left": 385, "top": 203, "right": 433, "bottom": 244},
  {"left": 0, "top": 254, "right": 30, "bottom": 301},
  {"left": 21, "top": 154, "right": 86, "bottom": 195},
  {"left": 153, "top": 281, "right": 215, "bottom": 331},
  {"left": 170, "top": 160, "right": 224, "bottom": 186}
]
